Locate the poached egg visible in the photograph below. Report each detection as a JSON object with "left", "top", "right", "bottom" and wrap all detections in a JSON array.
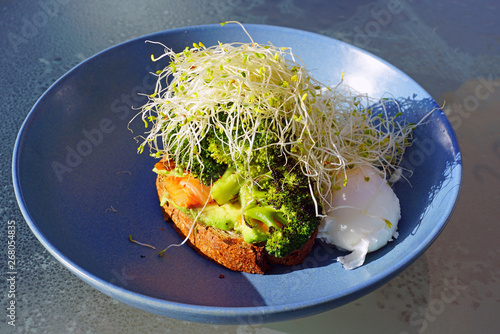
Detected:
[{"left": 318, "top": 164, "right": 401, "bottom": 270}]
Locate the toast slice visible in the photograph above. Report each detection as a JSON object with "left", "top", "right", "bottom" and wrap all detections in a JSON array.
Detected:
[{"left": 156, "top": 174, "right": 318, "bottom": 274}]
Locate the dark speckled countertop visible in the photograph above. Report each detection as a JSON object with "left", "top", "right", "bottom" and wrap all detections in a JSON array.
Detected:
[{"left": 1, "top": 1, "right": 499, "bottom": 333}]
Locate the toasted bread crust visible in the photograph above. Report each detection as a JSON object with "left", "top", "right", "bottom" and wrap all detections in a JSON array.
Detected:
[{"left": 156, "top": 174, "right": 317, "bottom": 274}]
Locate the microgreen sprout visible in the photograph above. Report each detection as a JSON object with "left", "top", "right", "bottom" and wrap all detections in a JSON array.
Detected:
[
  {"left": 131, "top": 22, "right": 416, "bottom": 214},
  {"left": 129, "top": 235, "right": 156, "bottom": 249}
]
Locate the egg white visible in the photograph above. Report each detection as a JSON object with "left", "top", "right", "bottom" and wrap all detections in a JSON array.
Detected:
[{"left": 318, "top": 164, "right": 400, "bottom": 270}]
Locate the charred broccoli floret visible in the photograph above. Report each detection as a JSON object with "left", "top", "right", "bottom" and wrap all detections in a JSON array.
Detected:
[
  {"left": 262, "top": 163, "right": 321, "bottom": 258},
  {"left": 162, "top": 124, "right": 228, "bottom": 185},
  {"left": 209, "top": 157, "right": 321, "bottom": 258},
  {"left": 166, "top": 104, "right": 281, "bottom": 186},
  {"left": 203, "top": 108, "right": 281, "bottom": 178},
  {"left": 163, "top": 105, "right": 319, "bottom": 258}
]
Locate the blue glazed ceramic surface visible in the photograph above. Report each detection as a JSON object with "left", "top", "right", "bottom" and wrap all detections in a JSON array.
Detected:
[{"left": 13, "top": 24, "right": 461, "bottom": 324}]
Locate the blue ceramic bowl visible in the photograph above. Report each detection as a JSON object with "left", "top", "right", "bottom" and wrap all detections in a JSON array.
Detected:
[{"left": 13, "top": 24, "right": 461, "bottom": 324}]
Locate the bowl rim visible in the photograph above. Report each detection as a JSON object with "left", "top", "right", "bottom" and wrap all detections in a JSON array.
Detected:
[{"left": 12, "top": 23, "right": 462, "bottom": 324}]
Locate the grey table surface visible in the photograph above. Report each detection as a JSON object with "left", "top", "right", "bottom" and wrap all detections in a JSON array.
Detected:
[{"left": 1, "top": 0, "right": 499, "bottom": 333}]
